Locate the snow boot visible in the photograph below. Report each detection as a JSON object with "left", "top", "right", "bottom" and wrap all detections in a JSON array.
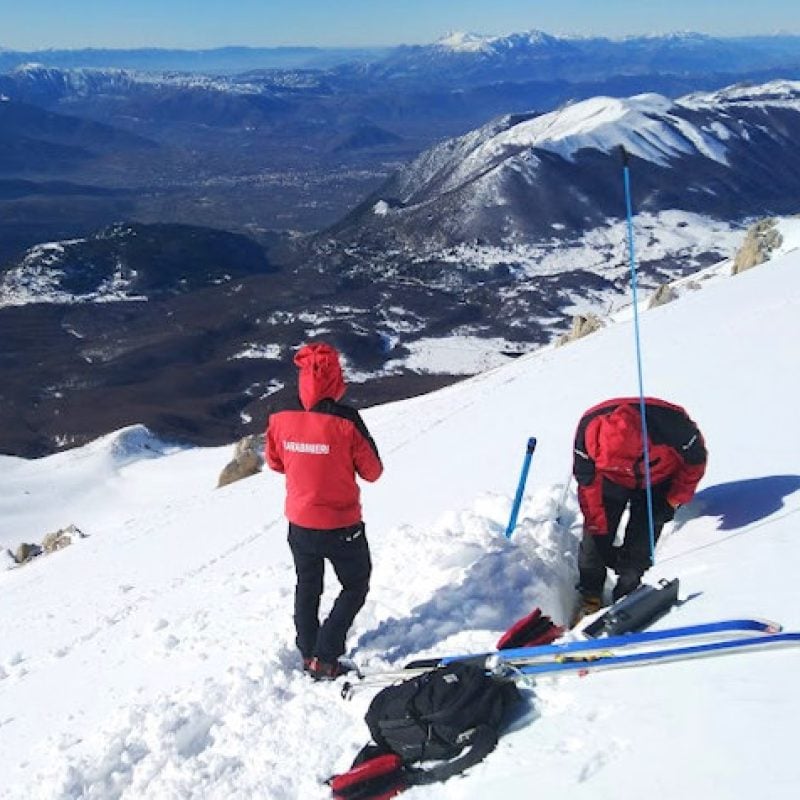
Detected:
[
  {"left": 612, "top": 572, "right": 643, "bottom": 602},
  {"left": 571, "top": 594, "right": 603, "bottom": 628},
  {"left": 306, "top": 657, "right": 353, "bottom": 681}
]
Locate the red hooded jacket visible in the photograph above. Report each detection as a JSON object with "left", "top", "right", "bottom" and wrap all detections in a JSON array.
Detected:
[
  {"left": 266, "top": 343, "right": 383, "bottom": 529},
  {"left": 573, "top": 397, "right": 707, "bottom": 535}
]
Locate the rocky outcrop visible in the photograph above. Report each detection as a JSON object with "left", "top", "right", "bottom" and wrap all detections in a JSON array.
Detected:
[
  {"left": 42, "top": 524, "right": 85, "bottom": 553},
  {"left": 555, "top": 313, "right": 604, "bottom": 347},
  {"left": 732, "top": 218, "right": 783, "bottom": 274},
  {"left": 7, "top": 524, "right": 86, "bottom": 566},
  {"left": 217, "top": 434, "right": 265, "bottom": 488},
  {"left": 12, "top": 542, "right": 42, "bottom": 565},
  {"left": 647, "top": 283, "right": 678, "bottom": 309}
]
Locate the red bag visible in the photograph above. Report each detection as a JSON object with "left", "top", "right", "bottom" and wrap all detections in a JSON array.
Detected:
[
  {"left": 329, "top": 753, "right": 406, "bottom": 800},
  {"left": 496, "top": 607, "right": 564, "bottom": 650}
]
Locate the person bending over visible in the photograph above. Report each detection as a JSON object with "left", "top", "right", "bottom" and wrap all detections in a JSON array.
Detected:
[{"left": 572, "top": 396, "right": 707, "bottom": 623}]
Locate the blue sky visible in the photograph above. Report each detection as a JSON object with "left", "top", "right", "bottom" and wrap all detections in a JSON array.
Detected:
[{"left": 2, "top": 0, "right": 799, "bottom": 50}]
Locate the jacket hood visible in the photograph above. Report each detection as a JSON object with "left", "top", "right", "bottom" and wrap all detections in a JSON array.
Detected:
[
  {"left": 294, "top": 342, "right": 346, "bottom": 410},
  {"left": 593, "top": 403, "right": 644, "bottom": 470}
]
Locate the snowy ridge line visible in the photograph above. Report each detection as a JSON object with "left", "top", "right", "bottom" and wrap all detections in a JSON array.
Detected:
[{"left": 394, "top": 81, "right": 800, "bottom": 199}]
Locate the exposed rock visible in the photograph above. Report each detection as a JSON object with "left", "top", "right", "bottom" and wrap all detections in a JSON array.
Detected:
[
  {"left": 10, "top": 524, "right": 87, "bottom": 566},
  {"left": 42, "top": 524, "right": 86, "bottom": 553},
  {"left": 647, "top": 283, "right": 678, "bottom": 309},
  {"left": 217, "top": 434, "right": 265, "bottom": 488},
  {"left": 555, "top": 313, "right": 604, "bottom": 347},
  {"left": 732, "top": 218, "right": 783, "bottom": 274},
  {"left": 14, "top": 542, "right": 42, "bottom": 564}
]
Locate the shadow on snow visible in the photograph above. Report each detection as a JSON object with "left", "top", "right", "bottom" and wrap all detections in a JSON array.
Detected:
[{"left": 676, "top": 475, "right": 800, "bottom": 532}]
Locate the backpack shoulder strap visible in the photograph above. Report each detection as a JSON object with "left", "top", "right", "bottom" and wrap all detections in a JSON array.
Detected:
[{"left": 403, "top": 724, "right": 498, "bottom": 785}]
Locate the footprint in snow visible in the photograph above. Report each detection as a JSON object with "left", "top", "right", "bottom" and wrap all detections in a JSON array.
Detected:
[{"left": 577, "top": 737, "right": 630, "bottom": 782}]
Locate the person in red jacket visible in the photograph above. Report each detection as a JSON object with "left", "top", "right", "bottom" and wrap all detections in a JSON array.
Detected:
[
  {"left": 266, "top": 342, "right": 383, "bottom": 680},
  {"left": 572, "top": 397, "right": 707, "bottom": 622}
]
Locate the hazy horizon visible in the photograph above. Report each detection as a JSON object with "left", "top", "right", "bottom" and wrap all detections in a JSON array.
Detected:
[{"left": 2, "top": 0, "right": 799, "bottom": 51}]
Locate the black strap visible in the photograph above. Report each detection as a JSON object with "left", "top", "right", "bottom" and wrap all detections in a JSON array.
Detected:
[{"left": 403, "top": 724, "right": 498, "bottom": 785}]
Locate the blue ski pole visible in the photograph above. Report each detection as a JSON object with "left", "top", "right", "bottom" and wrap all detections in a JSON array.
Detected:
[
  {"left": 505, "top": 437, "right": 537, "bottom": 538},
  {"left": 621, "top": 146, "right": 656, "bottom": 565}
]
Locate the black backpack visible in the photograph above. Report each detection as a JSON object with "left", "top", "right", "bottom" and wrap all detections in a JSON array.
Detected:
[
  {"left": 329, "top": 663, "right": 522, "bottom": 798},
  {"left": 365, "top": 661, "right": 520, "bottom": 782}
]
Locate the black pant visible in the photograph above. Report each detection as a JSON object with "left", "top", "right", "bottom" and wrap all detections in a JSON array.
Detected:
[
  {"left": 578, "top": 481, "right": 672, "bottom": 599},
  {"left": 287, "top": 522, "right": 371, "bottom": 663}
]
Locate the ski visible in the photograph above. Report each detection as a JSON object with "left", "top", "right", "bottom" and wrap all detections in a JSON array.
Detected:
[
  {"left": 406, "top": 617, "right": 781, "bottom": 670},
  {"left": 346, "top": 618, "right": 783, "bottom": 694},
  {"left": 514, "top": 630, "right": 800, "bottom": 677}
]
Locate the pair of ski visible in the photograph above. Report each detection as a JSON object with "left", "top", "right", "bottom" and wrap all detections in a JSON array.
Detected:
[{"left": 347, "top": 618, "right": 798, "bottom": 694}]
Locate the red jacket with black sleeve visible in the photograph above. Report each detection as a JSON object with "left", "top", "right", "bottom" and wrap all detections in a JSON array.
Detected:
[
  {"left": 265, "top": 343, "right": 382, "bottom": 529},
  {"left": 266, "top": 397, "right": 383, "bottom": 529},
  {"left": 573, "top": 397, "right": 707, "bottom": 535}
]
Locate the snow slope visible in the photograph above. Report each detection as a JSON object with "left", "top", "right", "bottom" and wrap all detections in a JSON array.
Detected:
[{"left": 1, "top": 222, "right": 800, "bottom": 798}]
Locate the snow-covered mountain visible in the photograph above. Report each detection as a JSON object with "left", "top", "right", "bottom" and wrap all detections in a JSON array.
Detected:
[
  {"left": 1, "top": 218, "right": 799, "bottom": 798},
  {"left": 0, "top": 62, "right": 323, "bottom": 100},
  {"left": 367, "top": 30, "right": 800, "bottom": 85},
  {"left": 0, "top": 64, "right": 297, "bottom": 130},
  {"left": 331, "top": 80, "right": 800, "bottom": 249},
  {"left": 435, "top": 30, "right": 568, "bottom": 54}
]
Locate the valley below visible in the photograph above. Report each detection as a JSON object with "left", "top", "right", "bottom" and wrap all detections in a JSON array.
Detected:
[{"left": 2, "top": 36, "right": 799, "bottom": 456}]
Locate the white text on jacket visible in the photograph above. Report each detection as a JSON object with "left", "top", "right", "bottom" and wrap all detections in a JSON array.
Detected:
[{"left": 283, "top": 440, "right": 330, "bottom": 455}]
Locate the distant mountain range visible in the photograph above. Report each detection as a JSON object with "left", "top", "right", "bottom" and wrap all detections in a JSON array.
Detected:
[
  {"left": 0, "top": 45, "right": 390, "bottom": 75},
  {"left": 364, "top": 31, "right": 800, "bottom": 86},
  {"left": 2, "top": 31, "right": 799, "bottom": 262},
  {"left": 2, "top": 31, "right": 799, "bottom": 80}
]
